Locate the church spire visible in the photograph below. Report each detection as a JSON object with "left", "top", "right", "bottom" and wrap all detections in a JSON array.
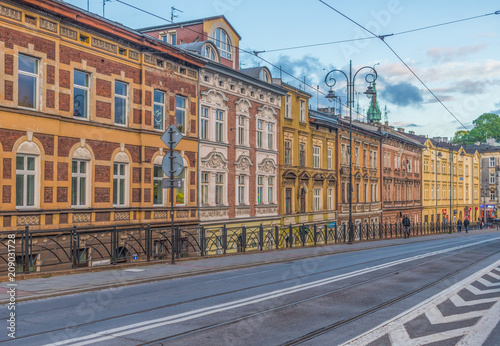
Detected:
[{"left": 367, "top": 81, "right": 381, "bottom": 123}]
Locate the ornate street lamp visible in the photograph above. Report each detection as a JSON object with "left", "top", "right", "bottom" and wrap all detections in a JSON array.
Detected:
[{"left": 324, "top": 60, "right": 377, "bottom": 244}]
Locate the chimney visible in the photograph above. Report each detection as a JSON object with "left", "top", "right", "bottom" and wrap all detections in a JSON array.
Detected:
[
  {"left": 397, "top": 128, "right": 405, "bottom": 132},
  {"left": 389, "top": 126, "right": 394, "bottom": 130},
  {"left": 409, "top": 131, "right": 415, "bottom": 135},
  {"left": 384, "top": 121, "right": 389, "bottom": 127}
]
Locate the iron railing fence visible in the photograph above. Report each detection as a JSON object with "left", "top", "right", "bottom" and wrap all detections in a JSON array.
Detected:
[{"left": 0, "top": 221, "right": 492, "bottom": 275}]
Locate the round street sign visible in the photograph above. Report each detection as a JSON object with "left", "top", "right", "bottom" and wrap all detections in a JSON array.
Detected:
[{"left": 162, "top": 152, "right": 184, "bottom": 177}]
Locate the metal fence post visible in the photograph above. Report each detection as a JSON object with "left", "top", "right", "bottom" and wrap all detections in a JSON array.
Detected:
[
  {"left": 222, "top": 225, "right": 227, "bottom": 255},
  {"left": 71, "top": 225, "right": 78, "bottom": 268},
  {"left": 146, "top": 224, "right": 151, "bottom": 262},
  {"left": 23, "top": 225, "right": 30, "bottom": 274},
  {"left": 259, "top": 224, "right": 264, "bottom": 251},
  {"left": 288, "top": 224, "right": 293, "bottom": 248},
  {"left": 313, "top": 224, "right": 317, "bottom": 246},
  {"left": 242, "top": 225, "right": 247, "bottom": 252},
  {"left": 175, "top": 226, "right": 181, "bottom": 259},
  {"left": 326, "top": 223, "right": 330, "bottom": 244},
  {"left": 200, "top": 226, "right": 205, "bottom": 256},
  {"left": 112, "top": 225, "right": 117, "bottom": 265},
  {"left": 275, "top": 226, "right": 279, "bottom": 250}
]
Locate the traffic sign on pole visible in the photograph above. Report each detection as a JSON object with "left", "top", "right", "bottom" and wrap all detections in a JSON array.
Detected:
[
  {"left": 161, "top": 124, "right": 183, "bottom": 149},
  {"left": 162, "top": 151, "right": 184, "bottom": 177},
  {"left": 162, "top": 178, "right": 182, "bottom": 188}
]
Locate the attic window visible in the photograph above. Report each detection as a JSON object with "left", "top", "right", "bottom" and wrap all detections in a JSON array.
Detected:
[
  {"left": 270, "top": 97, "right": 274, "bottom": 103},
  {"left": 204, "top": 75, "right": 210, "bottom": 82},
  {"left": 79, "top": 34, "right": 89, "bottom": 44},
  {"left": 118, "top": 48, "right": 127, "bottom": 56},
  {"left": 240, "top": 88, "right": 245, "bottom": 94},
  {"left": 230, "top": 84, "right": 235, "bottom": 90},
  {"left": 251, "top": 91, "right": 255, "bottom": 97},
  {"left": 260, "top": 94, "right": 264, "bottom": 100},
  {"left": 156, "top": 59, "right": 164, "bottom": 68},
  {"left": 179, "top": 67, "right": 186, "bottom": 74},
  {"left": 219, "top": 80, "right": 224, "bottom": 87}
]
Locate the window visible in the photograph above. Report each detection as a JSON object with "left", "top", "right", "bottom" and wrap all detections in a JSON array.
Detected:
[
  {"left": 490, "top": 157, "right": 495, "bottom": 167},
  {"left": 313, "top": 146, "right": 320, "bottom": 168},
  {"left": 356, "top": 183, "right": 360, "bottom": 202},
  {"left": 215, "top": 173, "right": 224, "bottom": 205},
  {"left": 257, "top": 176, "right": 263, "bottom": 204},
  {"left": 238, "top": 175, "right": 245, "bottom": 204},
  {"left": 71, "top": 160, "right": 88, "bottom": 207},
  {"left": 300, "top": 100, "right": 306, "bottom": 122},
  {"left": 285, "top": 95, "right": 291, "bottom": 118},
  {"left": 328, "top": 188, "right": 333, "bottom": 210},
  {"left": 364, "top": 183, "right": 368, "bottom": 202},
  {"left": 491, "top": 191, "right": 495, "bottom": 200},
  {"left": 74, "top": 70, "right": 89, "bottom": 118},
  {"left": 300, "top": 143, "right": 306, "bottom": 167},
  {"left": 16, "top": 155, "right": 36, "bottom": 207},
  {"left": 114, "top": 81, "right": 128, "bottom": 125},
  {"left": 170, "top": 32, "right": 177, "bottom": 45},
  {"left": 200, "top": 106, "right": 209, "bottom": 140},
  {"left": 201, "top": 172, "right": 209, "bottom": 205},
  {"left": 431, "top": 160, "right": 434, "bottom": 173},
  {"left": 267, "top": 123, "right": 274, "bottom": 150},
  {"left": 490, "top": 173, "right": 495, "bottom": 184},
  {"left": 355, "top": 147, "right": 359, "bottom": 166},
  {"left": 437, "top": 185, "right": 440, "bottom": 200},
  {"left": 268, "top": 176, "right": 274, "bottom": 204},
  {"left": 113, "top": 163, "right": 127, "bottom": 206},
  {"left": 151, "top": 90, "right": 165, "bottom": 130},
  {"left": 175, "top": 96, "right": 186, "bottom": 134},
  {"left": 257, "top": 120, "right": 263, "bottom": 148},
  {"left": 314, "top": 188, "right": 321, "bottom": 211},
  {"left": 237, "top": 115, "right": 245, "bottom": 145},
  {"left": 215, "top": 110, "right": 224, "bottom": 142},
  {"left": 372, "top": 151, "right": 377, "bottom": 168},
  {"left": 201, "top": 44, "right": 217, "bottom": 61},
  {"left": 328, "top": 148, "right": 333, "bottom": 170},
  {"left": 259, "top": 69, "right": 270, "bottom": 82},
  {"left": 175, "top": 168, "right": 186, "bottom": 205},
  {"left": 341, "top": 144, "right": 346, "bottom": 164},
  {"left": 212, "top": 28, "right": 232, "bottom": 59},
  {"left": 363, "top": 149, "right": 367, "bottom": 167},
  {"left": 153, "top": 165, "right": 163, "bottom": 205},
  {"left": 284, "top": 140, "right": 291, "bottom": 165},
  {"left": 18, "top": 55, "right": 39, "bottom": 109}
]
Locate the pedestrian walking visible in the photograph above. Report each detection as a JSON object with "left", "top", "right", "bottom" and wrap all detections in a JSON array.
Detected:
[
  {"left": 464, "top": 218, "right": 469, "bottom": 233},
  {"left": 457, "top": 219, "right": 462, "bottom": 233},
  {"left": 402, "top": 215, "right": 411, "bottom": 239}
]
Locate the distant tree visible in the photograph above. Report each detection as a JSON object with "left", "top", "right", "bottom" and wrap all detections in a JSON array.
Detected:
[{"left": 452, "top": 113, "right": 500, "bottom": 144}]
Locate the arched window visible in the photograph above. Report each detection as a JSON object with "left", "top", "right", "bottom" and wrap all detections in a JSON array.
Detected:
[
  {"left": 201, "top": 44, "right": 218, "bottom": 62},
  {"left": 212, "top": 28, "right": 231, "bottom": 59},
  {"left": 72, "top": 147, "right": 92, "bottom": 207},
  {"left": 259, "top": 69, "right": 270, "bottom": 83},
  {"left": 16, "top": 141, "right": 41, "bottom": 208},
  {"left": 113, "top": 152, "right": 130, "bottom": 207}
]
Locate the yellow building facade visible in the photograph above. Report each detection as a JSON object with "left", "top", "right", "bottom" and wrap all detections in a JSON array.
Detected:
[
  {"left": 421, "top": 139, "right": 480, "bottom": 224},
  {"left": 278, "top": 83, "right": 338, "bottom": 225}
]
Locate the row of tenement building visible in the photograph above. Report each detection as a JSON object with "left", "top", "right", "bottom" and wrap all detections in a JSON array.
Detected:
[{"left": 0, "top": 0, "right": 496, "bottom": 232}]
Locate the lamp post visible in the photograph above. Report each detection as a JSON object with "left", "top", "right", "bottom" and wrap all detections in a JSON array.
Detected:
[{"left": 324, "top": 60, "right": 377, "bottom": 244}]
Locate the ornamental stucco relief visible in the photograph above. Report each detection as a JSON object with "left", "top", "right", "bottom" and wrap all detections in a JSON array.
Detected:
[
  {"left": 258, "top": 158, "right": 277, "bottom": 173},
  {"left": 201, "top": 151, "right": 228, "bottom": 169},
  {"left": 202, "top": 89, "right": 228, "bottom": 107},
  {"left": 235, "top": 155, "right": 253, "bottom": 171}
]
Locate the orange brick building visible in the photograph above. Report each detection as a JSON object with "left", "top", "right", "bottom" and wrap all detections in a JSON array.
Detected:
[{"left": 0, "top": 0, "right": 204, "bottom": 230}]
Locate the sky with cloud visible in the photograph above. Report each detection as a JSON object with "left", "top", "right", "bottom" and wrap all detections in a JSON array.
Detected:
[{"left": 65, "top": 0, "right": 500, "bottom": 139}]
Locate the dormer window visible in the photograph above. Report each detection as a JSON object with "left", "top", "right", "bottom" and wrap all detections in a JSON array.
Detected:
[
  {"left": 259, "top": 69, "right": 271, "bottom": 83},
  {"left": 201, "top": 44, "right": 218, "bottom": 62},
  {"left": 212, "top": 28, "right": 231, "bottom": 59}
]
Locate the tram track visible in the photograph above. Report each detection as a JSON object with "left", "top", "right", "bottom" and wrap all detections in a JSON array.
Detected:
[
  {"left": 4, "top": 237, "right": 499, "bottom": 345},
  {"left": 137, "top": 242, "right": 500, "bottom": 345}
]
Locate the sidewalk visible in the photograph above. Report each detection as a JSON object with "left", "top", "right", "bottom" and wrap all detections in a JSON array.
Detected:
[{"left": 1, "top": 229, "right": 498, "bottom": 304}]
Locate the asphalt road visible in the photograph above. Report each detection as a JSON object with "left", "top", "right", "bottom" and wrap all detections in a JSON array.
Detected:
[{"left": 2, "top": 232, "right": 500, "bottom": 345}]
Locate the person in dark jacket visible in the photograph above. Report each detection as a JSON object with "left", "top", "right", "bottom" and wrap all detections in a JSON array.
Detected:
[
  {"left": 464, "top": 218, "right": 469, "bottom": 233},
  {"left": 402, "top": 215, "right": 411, "bottom": 238},
  {"left": 457, "top": 219, "right": 462, "bottom": 232}
]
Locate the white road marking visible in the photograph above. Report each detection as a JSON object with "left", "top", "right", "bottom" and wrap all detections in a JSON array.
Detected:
[
  {"left": 478, "top": 277, "right": 500, "bottom": 287},
  {"left": 45, "top": 237, "right": 500, "bottom": 346},
  {"left": 466, "top": 284, "right": 500, "bottom": 295},
  {"left": 343, "top": 259, "right": 500, "bottom": 345},
  {"left": 425, "top": 306, "right": 484, "bottom": 324}
]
